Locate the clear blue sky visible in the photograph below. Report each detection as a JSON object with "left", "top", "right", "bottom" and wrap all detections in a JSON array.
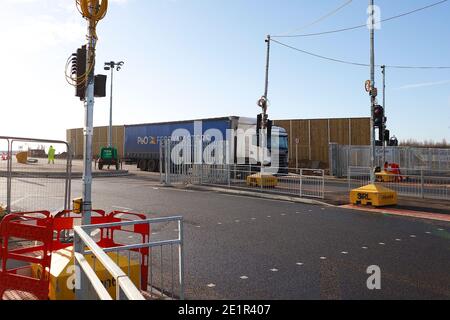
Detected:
[{"left": 1, "top": 0, "right": 449, "bottom": 142}]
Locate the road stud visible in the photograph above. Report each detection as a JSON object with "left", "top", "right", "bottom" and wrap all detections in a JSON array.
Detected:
[
  {"left": 246, "top": 173, "right": 278, "bottom": 188},
  {"left": 350, "top": 184, "right": 398, "bottom": 207}
]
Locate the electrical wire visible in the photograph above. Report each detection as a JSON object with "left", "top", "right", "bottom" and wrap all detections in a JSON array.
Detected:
[
  {"left": 272, "top": 0, "right": 449, "bottom": 38},
  {"left": 277, "top": 0, "right": 353, "bottom": 37},
  {"left": 270, "top": 38, "right": 450, "bottom": 69},
  {"left": 66, "top": 0, "right": 108, "bottom": 87}
]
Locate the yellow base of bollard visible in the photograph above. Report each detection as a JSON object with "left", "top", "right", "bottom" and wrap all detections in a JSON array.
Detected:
[
  {"left": 350, "top": 184, "right": 398, "bottom": 207},
  {"left": 246, "top": 173, "right": 278, "bottom": 188}
]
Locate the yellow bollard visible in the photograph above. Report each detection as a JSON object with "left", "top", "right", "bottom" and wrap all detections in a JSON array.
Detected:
[{"left": 73, "top": 198, "right": 83, "bottom": 214}]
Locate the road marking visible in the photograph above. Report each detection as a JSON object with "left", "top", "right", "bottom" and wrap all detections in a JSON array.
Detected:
[
  {"left": 320, "top": 257, "right": 327, "bottom": 260},
  {"left": 281, "top": 214, "right": 286, "bottom": 216},
  {"left": 207, "top": 283, "right": 216, "bottom": 288},
  {"left": 251, "top": 218, "right": 256, "bottom": 220},
  {"left": 379, "top": 242, "right": 386, "bottom": 246},
  {"left": 112, "top": 206, "right": 133, "bottom": 212},
  {"left": 217, "top": 222, "right": 222, "bottom": 225},
  {"left": 341, "top": 251, "right": 349, "bottom": 255},
  {"left": 240, "top": 276, "right": 248, "bottom": 280},
  {"left": 196, "top": 226, "right": 201, "bottom": 228},
  {"left": 438, "top": 228, "right": 444, "bottom": 231},
  {"left": 267, "top": 216, "right": 272, "bottom": 218},
  {"left": 270, "top": 268, "right": 279, "bottom": 272},
  {"left": 425, "top": 231, "right": 431, "bottom": 234},
  {"left": 235, "top": 220, "right": 240, "bottom": 223},
  {"left": 309, "top": 210, "right": 313, "bottom": 212},
  {"left": 410, "top": 235, "right": 417, "bottom": 238},
  {"left": 395, "top": 239, "right": 402, "bottom": 242},
  {"left": 362, "top": 246, "right": 368, "bottom": 250},
  {"left": 296, "top": 262, "right": 304, "bottom": 266}
]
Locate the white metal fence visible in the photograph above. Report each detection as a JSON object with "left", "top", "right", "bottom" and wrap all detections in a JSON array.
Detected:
[
  {"left": 330, "top": 144, "right": 450, "bottom": 177},
  {"left": 74, "top": 216, "right": 185, "bottom": 300},
  {"left": 348, "top": 166, "right": 450, "bottom": 201},
  {"left": 159, "top": 136, "right": 324, "bottom": 199},
  {"left": 0, "top": 136, "right": 72, "bottom": 214}
]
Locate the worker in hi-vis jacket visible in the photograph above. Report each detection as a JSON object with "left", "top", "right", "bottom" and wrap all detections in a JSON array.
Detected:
[{"left": 48, "top": 146, "right": 56, "bottom": 165}]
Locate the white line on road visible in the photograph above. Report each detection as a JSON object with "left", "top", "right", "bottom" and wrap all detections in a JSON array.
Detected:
[
  {"left": 270, "top": 268, "right": 279, "bottom": 272},
  {"left": 207, "top": 283, "right": 216, "bottom": 288},
  {"left": 410, "top": 235, "right": 417, "bottom": 238},
  {"left": 395, "top": 239, "right": 402, "bottom": 242},
  {"left": 362, "top": 246, "right": 368, "bottom": 250},
  {"left": 112, "top": 206, "right": 133, "bottom": 212},
  {"left": 296, "top": 263, "right": 304, "bottom": 266},
  {"left": 240, "top": 276, "right": 248, "bottom": 280},
  {"left": 379, "top": 242, "right": 386, "bottom": 246},
  {"left": 320, "top": 257, "right": 327, "bottom": 260},
  {"left": 341, "top": 251, "right": 349, "bottom": 255}
]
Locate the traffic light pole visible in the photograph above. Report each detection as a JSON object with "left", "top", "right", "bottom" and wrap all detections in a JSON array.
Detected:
[
  {"left": 369, "top": 0, "right": 376, "bottom": 184},
  {"left": 82, "top": 14, "right": 96, "bottom": 226},
  {"left": 381, "top": 65, "right": 386, "bottom": 165},
  {"left": 260, "top": 35, "right": 271, "bottom": 173}
]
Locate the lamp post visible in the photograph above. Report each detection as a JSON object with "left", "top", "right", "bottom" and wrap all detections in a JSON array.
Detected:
[{"left": 104, "top": 61, "right": 124, "bottom": 148}]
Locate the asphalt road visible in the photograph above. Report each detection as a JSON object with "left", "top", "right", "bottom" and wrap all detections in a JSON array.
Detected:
[{"left": 63, "top": 173, "right": 450, "bottom": 300}]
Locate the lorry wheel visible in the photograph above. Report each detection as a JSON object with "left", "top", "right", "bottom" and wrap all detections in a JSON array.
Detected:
[
  {"left": 139, "top": 160, "right": 147, "bottom": 171},
  {"left": 147, "top": 160, "right": 157, "bottom": 172}
]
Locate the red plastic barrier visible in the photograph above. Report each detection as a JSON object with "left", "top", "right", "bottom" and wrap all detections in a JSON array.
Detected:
[
  {"left": 0, "top": 210, "right": 152, "bottom": 299},
  {"left": 52, "top": 210, "right": 109, "bottom": 251},
  {"left": 0, "top": 212, "right": 53, "bottom": 300}
]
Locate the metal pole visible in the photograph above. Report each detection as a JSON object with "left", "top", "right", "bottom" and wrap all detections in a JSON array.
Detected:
[
  {"left": 264, "top": 35, "right": 271, "bottom": 102},
  {"left": 108, "top": 66, "right": 114, "bottom": 148},
  {"left": 82, "top": 15, "right": 96, "bottom": 225},
  {"left": 381, "top": 65, "right": 386, "bottom": 165},
  {"left": 369, "top": 0, "right": 376, "bottom": 184},
  {"left": 261, "top": 35, "right": 271, "bottom": 174}
]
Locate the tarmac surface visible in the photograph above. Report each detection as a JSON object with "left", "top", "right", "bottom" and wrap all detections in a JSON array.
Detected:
[{"left": 68, "top": 173, "right": 450, "bottom": 300}]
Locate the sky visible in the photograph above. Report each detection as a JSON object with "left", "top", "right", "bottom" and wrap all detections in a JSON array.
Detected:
[{"left": 0, "top": 0, "right": 449, "bottom": 143}]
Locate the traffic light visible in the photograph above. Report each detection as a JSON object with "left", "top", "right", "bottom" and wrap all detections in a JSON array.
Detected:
[
  {"left": 75, "top": 45, "right": 87, "bottom": 100},
  {"left": 373, "top": 105, "right": 384, "bottom": 128},
  {"left": 384, "top": 129, "right": 390, "bottom": 142},
  {"left": 94, "top": 74, "right": 107, "bottom": 98},
  {"left": 256, "top": 114, "right": 262, "bottom": 147}
]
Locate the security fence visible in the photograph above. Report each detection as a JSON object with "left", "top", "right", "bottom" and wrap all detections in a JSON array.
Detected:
[
  {"left": 160, "top": 138, "right": 325, "bottom": 199},
  {"left": 348, "top": 166, "right": 450, "bottom": 201},
  {"left": 330, "top": 144, "right": 450, "bottom": 177},
  {"left": 0, "top": 136, "right": 72, "bottom": 214},
  {"left": 74, "top": 216, "right": 184, "bottom": 300}
]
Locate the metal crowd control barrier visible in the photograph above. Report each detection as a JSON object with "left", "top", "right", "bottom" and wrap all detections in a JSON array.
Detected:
[
  {"left": 0, "top": 136, "right": 72, "bottom": 214},
  {"left": 348, "top": 166, "right": 450, "bottom": 201},
  {"left": 74, "top": 216, "right": 185, "bottom": 300},
  {"left": 160, "top": 137, "right": 325, "bottom": 199},
  {"left": 330, "top": 144, "right": 450, "bottom": 177}
]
